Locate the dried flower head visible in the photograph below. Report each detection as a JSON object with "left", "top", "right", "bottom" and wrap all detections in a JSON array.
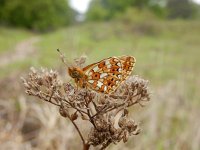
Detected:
[{"left": 22, "top": 57, "right": 150, "bottom": 150}]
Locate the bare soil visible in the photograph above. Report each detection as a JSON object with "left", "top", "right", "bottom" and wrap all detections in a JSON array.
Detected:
[{"left": 0, "top": 37, "right": 40, "bottom": 67}]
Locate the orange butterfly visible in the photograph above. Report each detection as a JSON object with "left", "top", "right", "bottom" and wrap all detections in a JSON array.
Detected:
[{"left": 57, "top": 50, "right": 136, "bottom": 94}]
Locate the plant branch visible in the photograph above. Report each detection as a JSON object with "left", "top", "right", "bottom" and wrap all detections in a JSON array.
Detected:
[
  {"left": 67, "top": 114, "right": 85, "bottom": 145},
  {"left": 91, "top": 105, "right": 109, "bottom": 119},
  {"left": 41, "top": 92, "right": 88, "bottom": 115}
]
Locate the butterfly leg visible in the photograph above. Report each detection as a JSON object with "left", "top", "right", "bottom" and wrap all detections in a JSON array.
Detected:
[{"left": 78, "top": 78, "right": 87, "bottom": 89}]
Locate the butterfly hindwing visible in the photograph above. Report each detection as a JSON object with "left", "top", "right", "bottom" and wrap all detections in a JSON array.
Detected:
[
  {"left": 118, "top": 56, "right": 136, "bottom": 80},
  {"left": 83, "top": 56, "right": 134, "bottom": 94}
]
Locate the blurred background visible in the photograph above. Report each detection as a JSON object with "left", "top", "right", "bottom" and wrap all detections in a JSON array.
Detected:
[{"left": 0, "top": 0, "right": 200, "bottom": 149}]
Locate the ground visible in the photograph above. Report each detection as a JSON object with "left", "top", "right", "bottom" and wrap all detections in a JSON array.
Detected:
[{"left": 0, "top": 19, "right": 200, "bottom": 149}]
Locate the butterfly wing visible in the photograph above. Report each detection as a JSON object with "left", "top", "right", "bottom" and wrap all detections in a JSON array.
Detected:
[{"left": 82, "top": 56, "right": 136, "bottom": 94}]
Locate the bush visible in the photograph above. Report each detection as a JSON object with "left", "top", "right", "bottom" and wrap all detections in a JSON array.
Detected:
[
  {"left": 0, "top": 0, "right": 73, "bottom": 31},
  {"left": 86, "top": 2, "right": 109, "bottom": 21},
  {"left": 167, "top": 0, "right": 197, "bottom": 19},
  {"left": 86, "top": 0, "right": 166, "bottom": 21}
]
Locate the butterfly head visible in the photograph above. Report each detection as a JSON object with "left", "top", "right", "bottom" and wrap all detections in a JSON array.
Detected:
[{"left": 68, "top": 67, "right": 84, "bottom": 79}]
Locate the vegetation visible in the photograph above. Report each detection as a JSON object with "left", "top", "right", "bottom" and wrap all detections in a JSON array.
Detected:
[
  {"left": 86, "top": 0, "right": 165, "bottom": 21},
  {"left": 0, "top": 0, "right": 73, "bottom": 31},
  {"left": 167, "top": 0, "right": 197, "bottom": 19},
  {"left": 86, "top": 0, "right": 200, "bottom": 21}
]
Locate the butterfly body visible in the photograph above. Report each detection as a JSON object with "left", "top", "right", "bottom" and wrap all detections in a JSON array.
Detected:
[
  {"left": 68, "top": 56, "right": 136, "bottom": 94},
  {"left": 68, "top": 67, "right": 88, "bottom": 88}
]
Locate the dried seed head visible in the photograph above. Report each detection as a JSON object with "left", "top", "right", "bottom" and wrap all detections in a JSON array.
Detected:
[{"left": 22, "top": 67, "right": 150, "bottom": 149}]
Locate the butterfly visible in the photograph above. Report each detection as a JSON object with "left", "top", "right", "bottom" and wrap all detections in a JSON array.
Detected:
[{"left": 57, "top": 50, "right": 136, "bottom": 94}]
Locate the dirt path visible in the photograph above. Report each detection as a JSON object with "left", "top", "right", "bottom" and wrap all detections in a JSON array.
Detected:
[{"left": 0, "top": 37, "right": 40, "bottom": 67}]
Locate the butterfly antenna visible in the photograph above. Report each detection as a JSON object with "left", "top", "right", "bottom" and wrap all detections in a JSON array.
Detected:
[{"left": 57, "top": 49, "right": 72, "bottom": 67}]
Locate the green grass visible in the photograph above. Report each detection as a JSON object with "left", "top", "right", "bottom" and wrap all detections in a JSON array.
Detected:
[
  {"left": 36, "top": 20, "right": 200, "bottom": 85},
  {"left": 0, "top": 20, "right": 199, "bottom": 93},
  {"left": 1, "top": 20, "right": 200, "bottom": 85}
]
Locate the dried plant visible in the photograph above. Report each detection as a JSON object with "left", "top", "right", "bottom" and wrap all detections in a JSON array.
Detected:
[{"left": 22, "top": 56, "right": 150, "bottom": 150}]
